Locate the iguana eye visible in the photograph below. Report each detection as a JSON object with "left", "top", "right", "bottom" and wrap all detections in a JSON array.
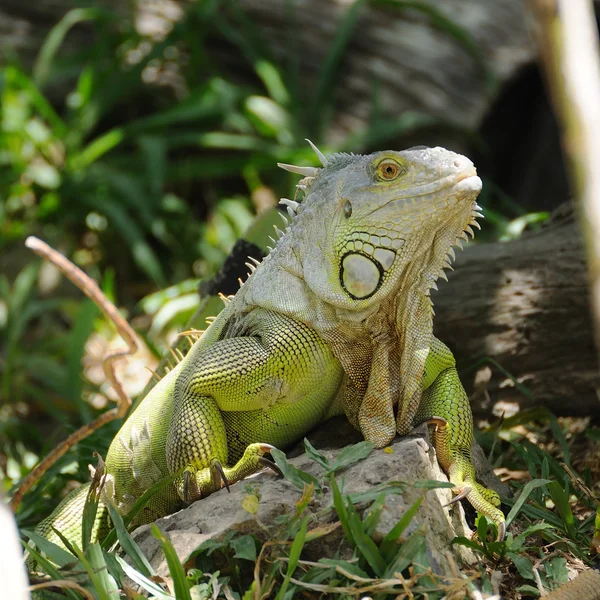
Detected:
[
  {"left": 376, "top": 159, "right": 405, "bottom": 181},
  {"left": 343, "top": 200, "right": 353, "bottom": 218}
]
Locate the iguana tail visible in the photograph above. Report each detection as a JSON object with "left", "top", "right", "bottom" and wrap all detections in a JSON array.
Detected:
[{"left": 35, "top": 483, "right": 111, "bottom": 551}]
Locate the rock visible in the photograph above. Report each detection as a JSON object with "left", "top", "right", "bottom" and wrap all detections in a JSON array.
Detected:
[{"left": 132, "top": 418, "right": 478, "bottom": 580}]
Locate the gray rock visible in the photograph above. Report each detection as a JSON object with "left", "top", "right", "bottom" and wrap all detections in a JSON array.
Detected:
[{"left": 132, "top": 419, "right": 479, "bottom": 579}]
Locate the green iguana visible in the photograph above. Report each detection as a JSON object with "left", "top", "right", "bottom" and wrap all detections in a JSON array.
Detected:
[{"left": 33, "top": 143, "right": 505, "bottom": 551}]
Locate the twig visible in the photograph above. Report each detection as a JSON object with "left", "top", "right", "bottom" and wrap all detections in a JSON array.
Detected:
[{"left": 9, "top": 237, "right": 139, "bottom": 511}]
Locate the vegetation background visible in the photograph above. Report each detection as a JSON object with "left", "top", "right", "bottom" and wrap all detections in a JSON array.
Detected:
[{"left": 1, "top": 1, "right": 598, "bottom": 598}]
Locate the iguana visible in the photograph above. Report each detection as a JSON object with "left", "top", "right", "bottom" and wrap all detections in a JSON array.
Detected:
[{"left": 32, "top": 144, "right": 505, "bottom": 552}]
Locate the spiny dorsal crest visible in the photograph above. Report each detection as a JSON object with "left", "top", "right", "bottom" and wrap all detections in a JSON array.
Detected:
[{"left": 428, "top": 203, "right": 485, "bottom": 296}]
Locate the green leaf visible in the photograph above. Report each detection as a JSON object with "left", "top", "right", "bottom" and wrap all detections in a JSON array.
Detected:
[
  {"left": 347, "top": 481, "right": 408, "bottom": 504},
  {"left": 330, "top": 475, "right": 353, "bottom": 545},
  {"left": 382, "top": 529, "right": 427, "bottom": 579},
  {"left": 96, "top": 198, "right": 166, "bottom": 286},
  {"left": 101, "top": 471, "right": 178, "bottom": 548},
  {"left": 452, "top": 536, "right": 486, "bottom": 553},
  {"left": 106, "top": 502, "right": 154, "bottom": 578},
  {"left": 326, "top": 441, "right": 374, "bottom": 474},
  {"left": 275, "top": 515, "right": 308, "bottom": 600},
  {"left": 346, "top": 501, "right": 386, "bottom": 576},
  {"left": 380, "top": 495, "right": 423, "bottom": 561},
  {"left": 271, "top": 448, "right": 319, "bottom": 490},
  {"left": 545, "top": 557, "right": 568, "bottom": 585},
  {"left": 87, "top": 543, "right": 120, "bottom": 599},
  {"left": 510, "top": 522, "right": 556, "bottom": 552},
  {"left": 116, "top": 555, "right": 174, "bottom": 600},
  {"left": 413, "top": 479, "right": 454, "bottom": 490},
  {"left": 362, "top": 493, "right": 386, "bottom": 536},
  {"left": 34, "top": 8, "right": 105, "bottom": 86},
  {"left": 309, "top": 0, "right": 367, "bottom": 135},
  {"left": 547, "top": 481, "right": 576, "bottom": 536},
  {"left": 507, "top": 552, "right": 535, "bottom": 581},
  {"left": 152, "top": 524, "right": 192, "bottom": 600},
  {"left": 230, "top": 535, "right": 257, "bottom": 561},
  {"left": 505, "top": 479, "right": 552, "bottom": 527},
  {"left": 22, "top": 529, "right": 77, "bottom": 568},
  {"left": 303, "top": 438, "right": 329, "bottom": 469},
  {"left": 22, "top": 542, "right": 81, "bottom": 600}
]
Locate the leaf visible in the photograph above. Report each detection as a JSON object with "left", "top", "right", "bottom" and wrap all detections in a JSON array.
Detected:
[
  {"left": 106, "top": 502, "right": 154, "bottom": 578},
  {"left": 230, "top": 535, "right": 257, "bottom": 561},
  {"left": 303, "top": 438, "right": 329, "bottom": 470},
  {"left": 505, "top": 479, "right": 552, "bottom": 528},
  {"left": 507, "top": 552, "right": 535, "bottom": 581},
  {"left": 511, "top": 522, "right": 556, "bottom": 552},
  {"left": 152, "top": 524, "right": 192, "bottom": 600},
  {"left": 545, "top": 557, "right": 568, "bottom": 585},
  {"left": 116, "top": 555, "right": 174, "bottom": 600},
  {"left": 362, "top": 493, "right": 386, "bottom": 536},
  {"left": 95, "top": 197, "right": 166, "bottom": 286},
  {"left": 326, "top": 441, "right": 374, "bottom": 474},
  {"left": 271, "top": 448, "right": 319, "bottom": 490},
  {"left": 87, "top": 543, "right": 120, "bottom": 599},
  {"left": 275, "top": 515, "right": 308, "bottom": 600},
  {"left": 309, "top": 0, "right": 367, "bottom": 135},
  {"left": 330, "top": 475, "right": 353, "bottom": 546},
  {"left": 413, "top": 479, "right": 454, "bottom": 490},
  {"left": 346, "top": 501, "right": 386, "bottom": 576},
  {"left": 347, "top": 481, "right": 408, "bottom": 504},
  {"left": 22, "top": 529, "right": 77, "bottom": 568},
  {"left": 380, "top": 496, "right": 423, "bottom": 561},
  {"left": 382, "top": 529, "right": 427, "bottom": 579},
  {"left": 22, "top": 542, "right": 81, "bottom": 600},
  {"left": 452, "top": 536, "right": 486, "bottom": 553},
  {"left": 242, "top": 494, "right": 259, "bottom": 515},
  {"left": 102, "top": 471, "right": 177, "bottom": 548},
  {"left": 34, "top": 8, "right": 105, "bottom": 86}
]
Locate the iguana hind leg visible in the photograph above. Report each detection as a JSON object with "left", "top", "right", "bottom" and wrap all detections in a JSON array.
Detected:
[
  {"left": 166, "top": 311, "right": 343, "bottom": 503},
  {"left": 416, "top": 338, "right": 505, "bottom": 537}
]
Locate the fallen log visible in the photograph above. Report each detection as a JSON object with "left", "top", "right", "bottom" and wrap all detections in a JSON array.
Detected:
[{"left": 434, "top": 204, "right": 599, "bottom": 418}]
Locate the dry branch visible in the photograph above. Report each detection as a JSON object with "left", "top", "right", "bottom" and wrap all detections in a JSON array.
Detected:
[{"left": 10, "top": 237, "right": 138, "bottom": 511}]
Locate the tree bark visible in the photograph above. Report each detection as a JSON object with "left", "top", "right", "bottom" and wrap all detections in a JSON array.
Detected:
[{"left": 434, "top": 204, "right": 599, "bottom": 418}]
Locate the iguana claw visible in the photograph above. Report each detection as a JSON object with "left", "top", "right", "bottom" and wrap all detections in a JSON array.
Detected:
[
  {"left": 258, "top": 456, "right": 283, "bottom": 477},
  {"left": 177, "top": 443, "right": 280, "bottom": 503},
  {"left": 212, "top": 459, "right": 231, "bottom": 493}
]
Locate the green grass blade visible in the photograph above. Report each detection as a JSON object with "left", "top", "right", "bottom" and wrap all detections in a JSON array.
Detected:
[
  {"left": 329, "top": 474, "right": 353, "bottom": 546},
  {"left": 152, "top": 524, "right": 192, "bottom": 600},
  {"left": 22, "top": 542, "right": 81, "bottom": 600},
  {"left": 105, "top": 502, "right": 154, "bottom": 578},
  {"left": 275, "top": 515, "right": 308, "bottom": 600},
  {"left": 22, "top": 529, "right": 77, "bottom": 568},
  {"left": 34, "top": 8, "right": 105, "bottom": 87},
  {"left": 326, "top": 441, "right": 374, "bottom": 475},
  {"left": 308, "top": 0, "right": 367, "bottom": 136},
  {"left": 505, "top": 479, "right": 552, "bottom": 528},
  {"left": 346, "top": 501, "right": 386, "bottom": 576},
  {"left": 116, "top": 555, "right": 174, "bottom": 600},
  {"left": 87, "top": 543, "right": 120, "bottom": 599},
  {"left": 380, "top": 495, "right": 423, "bottom": 561},
  {"left": 382, "top": 529, "right": 426, "bottom": 579}
]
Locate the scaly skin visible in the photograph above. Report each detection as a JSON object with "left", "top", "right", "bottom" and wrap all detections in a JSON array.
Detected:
[{"left": 34, "top": 145, "right": 504, "bottom": 552}]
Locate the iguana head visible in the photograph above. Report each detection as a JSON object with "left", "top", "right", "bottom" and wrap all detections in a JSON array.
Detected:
[{"left": 278, "top": 145, "right": 482, "bottom": 312}]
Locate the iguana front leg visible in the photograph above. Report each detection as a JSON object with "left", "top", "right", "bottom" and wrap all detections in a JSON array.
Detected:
[
  {"left": 416, "top": 337, "right": 505, "bottom": 537},
  {"left": 166, "top": 310, "right": 343, "bottom": 502}
]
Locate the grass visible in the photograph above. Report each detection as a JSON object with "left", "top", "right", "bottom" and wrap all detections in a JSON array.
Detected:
[{"left": 22, "top": 422, "right": 600, "bottom": 599}]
